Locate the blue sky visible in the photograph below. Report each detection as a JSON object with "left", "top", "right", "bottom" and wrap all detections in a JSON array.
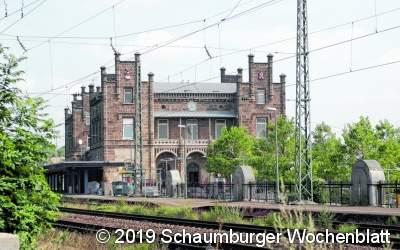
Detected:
[{"left": 0, "top": 0, "right": 399, "bottom": 147}]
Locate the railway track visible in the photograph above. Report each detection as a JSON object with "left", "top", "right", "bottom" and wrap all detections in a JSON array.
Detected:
[
  {"left": 58, "top": 207, "right": 276, "bottom": 235},
  {"left": 56, "top": 207, "right": 400, "bottom": 249},
  {"left": 57, "top": 207, "right": 274, "bottom": 249}
]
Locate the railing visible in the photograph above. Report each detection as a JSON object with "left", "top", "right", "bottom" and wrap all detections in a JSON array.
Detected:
[
  {"left": 187, "top": 183, "right": 233, "bottom": 200},
  {"left": 369, "top": 182, "right": 400, "bottom": 208},
  {"left": 315, "top": 183, "right": 352, "bottom": 205},
  {"left": 154, "top": 139, "right": 209, "bottom": 145},
  {"left": 243, "top": 183, "right": 297, "bottom": 202},
  {"left": 154, "top": 139, "right": 180, "bottom": 145}
]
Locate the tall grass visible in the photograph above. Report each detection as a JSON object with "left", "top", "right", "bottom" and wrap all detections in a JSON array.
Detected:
[
  {"left": 38, "top": 229, "right": 160, "bottom": 249},
  {"left": 200, "top": 205, "right": 244, "bottom": 224}
]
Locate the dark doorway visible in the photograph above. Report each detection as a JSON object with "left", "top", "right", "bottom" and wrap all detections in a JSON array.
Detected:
[{"left": 187, "top": 163, "right": 200, "bottom": 186}]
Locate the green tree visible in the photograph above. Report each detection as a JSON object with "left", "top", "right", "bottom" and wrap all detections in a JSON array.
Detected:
[
  {"left": 206, "top": 127, "right": 254, "bottom": 178},
  {"left": 312, "top": 123, "right": 348, "bottom": 183},
  {"left": 51, "top": 145, "right": 65, "bottom": 157},
  {"left": 342, "top": 117, "right": 400, "bottom": 181},
  {"left": 0, "top": 46, "right": 59, "bottom": 249},
  {"left": 251, "top": 116, "right": 296, "bottom": 183}
]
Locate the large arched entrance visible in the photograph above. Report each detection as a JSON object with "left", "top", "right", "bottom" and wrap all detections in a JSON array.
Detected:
[{"left": 156, "top": 152, "right": 177, "bottom": 192}]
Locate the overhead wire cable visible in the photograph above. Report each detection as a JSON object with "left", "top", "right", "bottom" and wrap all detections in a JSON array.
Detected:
[
  {"left": 0, "top": 0, "right": 47, "bottom": 33},
  {"left": 160, "top": 6, "right": 400, "bottom": 81},
  {"left": 35, "top": 0, "right": 284, "bottom": 97},
  {"left": 160, "top": 23, "right": 400, "bottom": 92},
  {"left": 139, "top": 0, "right": 284, "bottom": 56},
  {"left": 26, "top": 0, "right": 128, "bottom": 52}
]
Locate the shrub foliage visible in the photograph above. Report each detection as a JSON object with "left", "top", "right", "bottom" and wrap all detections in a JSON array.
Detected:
[{"left": 0, "top": 45, "right": 59, "bottom": 249}]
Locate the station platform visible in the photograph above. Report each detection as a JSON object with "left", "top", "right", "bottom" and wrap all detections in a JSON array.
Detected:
[{"left": 62, "top": 195, "right": 400, "bottom": 217}]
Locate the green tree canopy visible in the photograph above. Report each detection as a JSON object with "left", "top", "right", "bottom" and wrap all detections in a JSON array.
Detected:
[
  {"left": 206, "top": 127, "right": 254, "bottom": 178},
  {"left": 206, "top": 115, "right": 400, "bottom": 184},
  {"left": 312, "top": 123, "right": 348, "bottom": 183},
  {"left": 0, "top": 45, "right": 59, "bottom": 249},
  {"left": 342, "top": 117, "right": 400, "bottom": 181},
  {"left": 251, "top": 116, "right": 296, "bottom": 183}
]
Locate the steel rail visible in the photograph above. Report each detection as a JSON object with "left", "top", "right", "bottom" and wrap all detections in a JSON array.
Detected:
[
  {"left": 54, "top": 219, "right": 273, "bottom": 249},
  {"left": 58, "top": 207, "right": 400, "bottom": 248},
  {"left": 58, "top": 207, "right": 276, "bottom": 234}
]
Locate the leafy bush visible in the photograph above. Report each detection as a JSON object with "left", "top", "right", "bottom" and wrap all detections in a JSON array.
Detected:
[
  {"left": 0, "top": 46, "right": 59, "bottom": 249},
  {"left": 337, "top": 224, "right": 358, "bottom": 233},
  {"left": 318, "top": 208, "right": 334, "bottom": 229},
  {"left": 200, "top": 205, "right": 244, "bottom": 224}
]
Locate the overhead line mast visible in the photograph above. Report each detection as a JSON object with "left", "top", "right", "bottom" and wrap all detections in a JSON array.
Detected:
[{"left": 295, "top": 0, "right": 313, "bottom": 201}]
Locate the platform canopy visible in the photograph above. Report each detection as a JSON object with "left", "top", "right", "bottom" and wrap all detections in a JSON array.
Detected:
[{"left": 44, "top": 161, "right": 125, "bottom": 173}]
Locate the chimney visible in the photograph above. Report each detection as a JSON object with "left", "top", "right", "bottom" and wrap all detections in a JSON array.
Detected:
[
  {"left": 280, "top": 73, "right": 286, "bottom": 116},
  {"left": 267, "top": 54, "right": 274, "bottom": 97},
  {"left": 81, "top": 86, "right": 86, "bottom": 95},
  {"left": 72, "top": 93, "right": 78, "bottom": 101},
  {"left": 248, "top": 54, "right": 254, "bottom": 82},
  {"left": 100, "top": 66, "right": 106, "bottom": 92},
  {"left": 135, "top": 53, "right": 141, "bottom": 63},
  {"left": 237, "top": 68, "right": 243, "bottom": 83},
  {"left": 115, "top": 52, "right": 121, "bottom": 62},
  {"left": 220, "top": 67, "right": 226, "bottom": 82},
  {"left": 64, "top": 108, "right": 69, "bottom": 116},
  {"left": 88, "top": 84, "right": 94, "bottom": 94},
  {"left": 280, "top": 73, "right": 286, "bottom": 84},
  {"left": 96, "top": 86, "right": 101, "bottom": 93},
  {"left": 248, "top": 54, "right": 254, "bottom": 96},
  {"left": 148, "top": 72, "right": 154, "bottom": 83}
]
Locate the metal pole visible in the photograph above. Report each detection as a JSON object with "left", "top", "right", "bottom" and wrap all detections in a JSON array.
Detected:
[
  {"left": 275, "top": 112, "right": 279, "bottom": 203},
  {"left": 184, "top": 127, "right": 187, "bottom": 198}
]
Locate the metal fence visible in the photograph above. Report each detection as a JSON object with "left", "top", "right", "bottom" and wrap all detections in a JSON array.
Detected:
[
  {"left": 315, "top": 183, "right": 352, "bottom": 205},
  {"left": 369, "top": 182, "right": 400, "bottom": 207},
  {"left": 156, "top": 182, "right": 400, "bottom": 207},
  {"left": 187, "top": 183, "right": 233, "bottom": 200}
]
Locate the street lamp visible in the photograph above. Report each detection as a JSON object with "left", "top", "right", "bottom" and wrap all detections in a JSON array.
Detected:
[
  {"left": 178, "top": 124, "right": 187, "bottom": 198},
  {"left": 267, "top": 107, "right": 279, "bottom": 203}
]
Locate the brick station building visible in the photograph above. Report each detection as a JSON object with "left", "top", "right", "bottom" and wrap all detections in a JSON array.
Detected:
[{"left": 46, "top": 52, "right": 286, "bottom": 195}]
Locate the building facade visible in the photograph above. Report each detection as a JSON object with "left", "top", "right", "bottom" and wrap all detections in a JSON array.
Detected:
[{"left": 60, "top": 52, "right": 286, "bottom": 194}]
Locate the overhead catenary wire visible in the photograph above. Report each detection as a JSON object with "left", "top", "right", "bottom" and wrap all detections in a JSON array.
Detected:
[
  {"left": 33, "top": 0, "right": 285, "bottom": 97},
  {"left": 160, "top": 6, "right": 400, "bottom": 82},
  {"left": 0, "top": 0, "right": 42, "bottom": 21},
  {"left": 0, "top": 0, "right": 261, "bottom": 40},
  {"left": 0, "top": 0, "right": 47, "bottom": 34},
  {"left": 139, "top": 0, "right": 285, "bottom": 56},
  {"left": 33, "top": 2, "right": 400, "bottom": 99},
  {"left": 25, "top": 0, "right": 128, "bottom": 52},
  {"left": 37, "top": 17, "right": 400, "bottom": 98},
  {"left": 160, "top": 22, "right": 400, "bottom": 93},
  {"left": 41, "top": 15, "right": 400, "bottom": 98}
]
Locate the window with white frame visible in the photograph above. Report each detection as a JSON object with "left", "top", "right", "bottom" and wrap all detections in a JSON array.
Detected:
[
  {"left": 215, "top": 119, "right": 226, "bottom": 139},
  {"left": 256, "top": 88, "right": 266, "bottom": 105},
  {"left": 124, "top": 88, "right": 133, "bottom": 103},
  {"left": 256, "top": 117, "right": 267, "bottom": 138},
  {"left": 122, "top": 118, "right": 134, "bottom": 139},
  {"left": 157, "top": 119, "right": 169, "bottom": 139},
  {"left": 186, "top": 119, "right": 198, "bottom": 140}
]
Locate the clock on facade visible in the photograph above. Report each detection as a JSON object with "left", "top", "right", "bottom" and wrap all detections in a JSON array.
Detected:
[
  {"left": 257, "top": 71, "right": 265, "bottom": 81},
  {"left": 188, "top": 101, "right": 197, "bottom": 112}
]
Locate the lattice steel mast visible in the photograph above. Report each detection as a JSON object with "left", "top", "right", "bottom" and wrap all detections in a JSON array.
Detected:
[{"left": 295, "top": 0, "right": 313, "bottom": 201}]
